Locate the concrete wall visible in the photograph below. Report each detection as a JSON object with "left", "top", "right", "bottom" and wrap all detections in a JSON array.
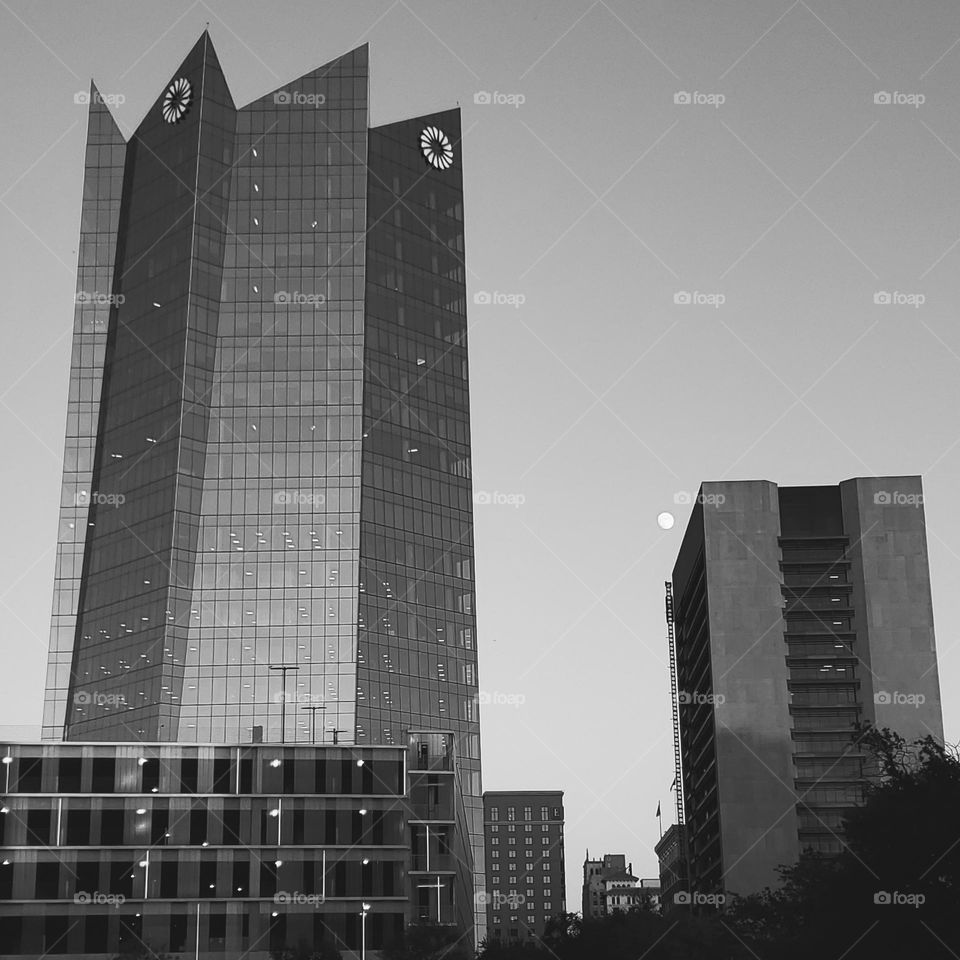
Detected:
[
  {"left": 701, "top": 480, "right": 799, "bottom": 897},
  {"left": 840, "top": 476, "right": 944, "bottom": 742}
]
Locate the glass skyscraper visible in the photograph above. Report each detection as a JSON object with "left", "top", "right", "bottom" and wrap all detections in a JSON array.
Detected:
[{"left": 41, "top": 31, "right": 483, "bottom": 917}]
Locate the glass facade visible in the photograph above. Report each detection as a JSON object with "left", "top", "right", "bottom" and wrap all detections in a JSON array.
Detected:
[
  {"left": 360, "top": 110, "right": 484, "bottom": 921},
  {"left": 177, "top": 45, "right": 369, "bottom": 746},
  {"left": 40, "top": 30, "right": 482, "bottom": 944},
  {"left": 0, "top": 734, "right": 467, "bottom": 955},
  {"left": 42, "top": 87, "right": 126, "bottom": 740}
]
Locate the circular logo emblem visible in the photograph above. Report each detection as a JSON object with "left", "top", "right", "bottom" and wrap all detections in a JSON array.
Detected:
[
  {"left": 420, "top": 126, "right": 454, "bottom": 170},
  {"left": 162, "top": 78, "right": 193, "bottom": 124}
]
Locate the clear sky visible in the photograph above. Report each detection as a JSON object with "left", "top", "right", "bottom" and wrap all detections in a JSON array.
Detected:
[{"left": 2, "top": 0, "right": 960, "bottom": 913}]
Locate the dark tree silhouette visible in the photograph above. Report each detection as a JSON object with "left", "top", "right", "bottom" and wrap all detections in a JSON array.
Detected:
[
  {"left": 269, "top": 939, "right": 343, "bottom": 960},
  {"left": 726, "top": 724, "right": 960, "bottom": 958},
  {"left": 476, "top": 726, "right": 960, "bottom": 960},
  {"left": 382, "top": 921, "right": 473, "bottom": 960}
]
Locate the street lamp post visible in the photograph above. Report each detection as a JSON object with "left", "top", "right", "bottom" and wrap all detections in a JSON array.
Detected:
[
  {"left": 268, "top": 664, "right": 300, "bottom": 743},
  {"left": 360, "top": 901, "right": 371, "bottom": 960},
  {"left": 300, "top": 703, "right": 326, "bottom": 743}
]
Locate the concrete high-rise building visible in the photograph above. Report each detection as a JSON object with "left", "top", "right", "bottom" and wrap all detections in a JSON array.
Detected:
[
  {"left": 483, "top": 791, "right": 565, "bottom": 943},
  {"left": 33, "top": 31, "right": 485, "bottom": 948},
  {"left": 671, "top": 477, "right": 942, "bottom": 899},
  {"left": 654, "top": 823, "right": 687, "bottom": 911}
]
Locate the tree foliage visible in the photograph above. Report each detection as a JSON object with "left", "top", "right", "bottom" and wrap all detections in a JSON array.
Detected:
[{"left": 476, "top": 725, "right": 960, "bottom": 960}]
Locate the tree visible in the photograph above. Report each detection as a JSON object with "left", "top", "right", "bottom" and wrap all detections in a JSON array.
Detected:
[
  {"left": 477, "top": 909, "right": 743, "bottom": 960},
  {"left": 381, "top": 921, "right": 473, "bottom": 960},
  {"left": 270, "top": 940, "right": 343, "bottom": 960},
  {"left": 726, "top": 725, "right": 960, "bottom": 958},
  {"left": 111, "top": 941, "right": 173, "bottom": 960}
]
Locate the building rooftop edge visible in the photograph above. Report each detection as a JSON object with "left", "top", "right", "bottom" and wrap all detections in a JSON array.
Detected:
[
  {"left": 4, "top": 741, "right": 407, "bottom": 750},
  {"left": 482, "top": 790, "right": 564, "bottom": 797}
]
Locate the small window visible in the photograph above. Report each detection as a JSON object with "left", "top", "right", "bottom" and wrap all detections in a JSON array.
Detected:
[
  {"left": 58, "top": 758, "right": 83, "bottom": 792},
  {"left": 91, "top": 758, "right": 115, "bottom": 792},
  {"left": 26, "top": 809, "right": 51, "bottom": 846},
  {"left": 179, "top": 758, "right": 199, "bottom": 793},
  {"left": 141, "top": 759, "right": 160, "bottom": 793},
  {"left": 212, "top": 758, "right": 231, "bottom": 793},
  {"left": 66, "top": 808, "right": 91, "bottom": 845},
  {"left": 17, "top": 758, "right": 43, "bottom": 792}
]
